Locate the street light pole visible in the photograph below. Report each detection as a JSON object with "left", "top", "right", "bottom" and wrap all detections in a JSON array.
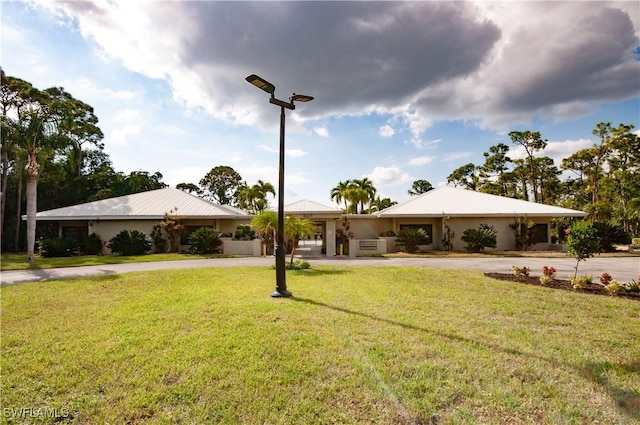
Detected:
[{"left": 245, "top": 74, "right": 314, "bottom": 298}]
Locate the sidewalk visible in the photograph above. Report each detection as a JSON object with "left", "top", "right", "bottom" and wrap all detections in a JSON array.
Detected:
[{"left": 2, "top": 256, "right": 638, "bottom": 286}]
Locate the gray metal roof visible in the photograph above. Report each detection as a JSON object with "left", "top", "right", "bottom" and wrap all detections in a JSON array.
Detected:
[
  {"left": 31, "top": 188, "right": 248, "bottom": 221},
  {"left": 284, "top": 199, "right": 343, "bottom": 215},
  {"left": 377, "top": 187, "right": 588, "bottom": 218}
]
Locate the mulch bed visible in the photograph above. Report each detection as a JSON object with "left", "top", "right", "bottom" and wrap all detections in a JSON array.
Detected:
[{"left": 484, "top": 273, "right": 640, "bottom": 301}]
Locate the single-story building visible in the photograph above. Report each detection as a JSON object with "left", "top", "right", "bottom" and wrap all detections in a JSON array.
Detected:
[
  {"left": 28, "top": 186, "right": 587, "bottom": 256},
  {"left": 28, "top": 188, "right": 251, "bottom": 254}
]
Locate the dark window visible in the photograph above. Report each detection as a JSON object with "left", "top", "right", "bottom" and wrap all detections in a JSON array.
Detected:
[
  {"left": 531, "top": 223, "right": 548, "bottom": 244},
  {"left": 62, "top": 226, "right": 88, "bottom": 242}
]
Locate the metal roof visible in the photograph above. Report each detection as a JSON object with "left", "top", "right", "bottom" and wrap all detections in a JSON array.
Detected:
[
  {"left": 377, "top": 186, "right": 588, "bottom": 218},
  {"left": 284, "top": 199, "right": 343, "bottom": 215},
  {"left": 31, "top": 188, "right": 248, "bottom": 221}
]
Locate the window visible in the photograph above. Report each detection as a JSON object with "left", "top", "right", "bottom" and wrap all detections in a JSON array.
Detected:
[
  {"left": 531, "top": 223, "right": 548, "bottom": 244},
  {"left": 62, "top": 226, "right": 88, "bottom": 242}
]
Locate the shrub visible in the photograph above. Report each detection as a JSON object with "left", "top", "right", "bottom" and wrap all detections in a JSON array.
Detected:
[
  {"left": 566, "top": 221, "right": 600, "bottom": 279},
  {"left": 570, "top": 274, "right": 592, "bottom": 289},
  {"left": 285, "top": 259, "right": 311, "bottom": 270},
  {"left": 82, "top": 233, "right": 102, "bottom": 255},
  {"left": 512, "top": 266, "right": 530, "bottom": 277},
  {"left": 604, "top": 279, "right": 624, "bottom": 295},
  {"left": 630, "top": 238, "right": 640, "bottom": 249},
  {"left": 509, "top": 217, "right": 535, "bottom": 251},
  {"left": 592, "top": 222, "right": 631, "bottom": 252},
  {"left": 188, "top": 227, "right": 223, "bottom": 254},
  {"left": 539, "top": 266, "right": 556, "bottom": 285},
  {"left": 624, "top": 279, "right": 639, "bottom": 293},
  {"left": 461, "top": 224, "right": 497, "bottom": 252},
  {"left": 108, "top": 230, "right": 151, "bottom": 256},
  {"left": 395, "top": 228, "right": 431, "bottom": 253},
  {"left": 40, "top": 236, "right": 77, "bottom": 258},
  {"left": 234, "top": 224, "right": 255, "bottom": 240},
  {"left": 150, "top": 226, "right": 166, "bottom": 253},
  {"left": 599, "top": 273, "right": 612, "bottom": 286}
]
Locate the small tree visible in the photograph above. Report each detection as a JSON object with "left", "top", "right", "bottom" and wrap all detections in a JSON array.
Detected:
[
  {"left": 509, "top": 216, "right": 535, "bottom": 251},
  {"left": 188, "top": 227, "right": 222, "bottom": 254},
  {"left": 566, "top": 221, "right": 600, "bottom": 279},
  {"left": 154, "top": 208, "right": 184, "bottom": 252},
  {"left": 461, "top": 224, "right": 497, "bottom": 252},
  {"left": 395, "top": 227, "right": 431, "bottom": 253},
  {"left": 284, "top": 216, "right": 315, "bottom": 265},
  {"left": 252, "top": 211, "right": 277, "bottom": 255},
  {"left": 441, "top": 216, "right": 455, "bottom": 251}
]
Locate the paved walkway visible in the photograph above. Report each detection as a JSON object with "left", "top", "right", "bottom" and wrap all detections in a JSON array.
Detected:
[{"left": 1, "top": 256, "right": 639, "bottom": 285}]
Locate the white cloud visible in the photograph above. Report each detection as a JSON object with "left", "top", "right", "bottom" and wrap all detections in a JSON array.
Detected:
[
  {"left": 379, "top": 125, "right": 395, "bottom": 138},
  {"left": 42, "top": 1, "right": 638, "bottom": 137},
  {"left": 314, "top": 127, "right": 329, "bottom": 137},
  {"left": 406, "top": 138, "right": 424, "bottom": 149},
  {"left": 365, "top": 166, "right": 412, "bottom": 186},
  {"left": 113, "top": 109, "right": 141, "bottom": 122},
  {"left": 408, "top": 156, "right": 436, "bottom": 166},
  {"left": 259, "top": 144, "right": 307, "bottom": 157},
  {"left": 110, "top": 124, "right": 140, "bottom": 147}
]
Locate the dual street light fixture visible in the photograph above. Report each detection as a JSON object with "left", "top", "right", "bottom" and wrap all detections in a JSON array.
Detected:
[{"left": 245, "top": 74, "right": 314, "bottom": 298}]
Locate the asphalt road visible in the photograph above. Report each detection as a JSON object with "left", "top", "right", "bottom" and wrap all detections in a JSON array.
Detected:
[{"left": 1, "top": 256, "right": 639, "bottom": 286}]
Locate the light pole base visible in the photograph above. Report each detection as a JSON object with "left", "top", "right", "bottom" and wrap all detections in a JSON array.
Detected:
[{"left": 271, "top": 288, "right": 293, "bottom": 298}]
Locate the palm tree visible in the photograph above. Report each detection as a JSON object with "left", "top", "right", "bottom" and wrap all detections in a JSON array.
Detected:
[
  {"left": 252, "top": 210, "right": 278, "bottom": 254},
  {"left": 330, "top": 180, "right": 351, "bottom": 212},
  {"left": 238, "top": 180, "right": 276, "bottom": 214},
  {"left": 343, "top": 186, "right": 368, "bottom": 214},
  {"left": 350, "top": 178, "right": 377, "bottom": 213},
  {"left": 368, "top": 196, "right": 397, "bottom": 213},
  {"left": 21, "top": 109, "right": 62, "bottom": 262},
  {"left": 284, "top": 216, "right": 315, "bottom": 264}
]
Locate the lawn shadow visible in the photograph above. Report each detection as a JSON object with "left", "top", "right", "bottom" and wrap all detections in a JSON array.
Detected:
[
  {"left": 579, "top": 360, "right": 640, "bottom": 420},
  {"left": 290, "top": 268, "right": 350, "bottom": 276},
  {"left": 291, "top": 296, "right": 526, "bottom": 357},
  {"left": 291, "top": 296, "right": 640, "bottom": 422}
]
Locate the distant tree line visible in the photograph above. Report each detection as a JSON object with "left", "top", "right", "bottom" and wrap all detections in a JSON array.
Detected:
[
  {"left": 445, "top": 126, "right": 640, "bottom": 234},
  {"left": 326, "top": 125, "right": 639, "bottom": 239},
  {"left": 1, "top": 71, "right": 167, "bottom": 254}
]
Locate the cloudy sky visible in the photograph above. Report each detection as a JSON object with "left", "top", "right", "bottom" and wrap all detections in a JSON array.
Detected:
[{"left": 2, "top": 1, "right": 639, "bottom": 206}]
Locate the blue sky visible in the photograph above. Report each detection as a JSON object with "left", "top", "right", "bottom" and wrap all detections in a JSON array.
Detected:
[{"left": 2, "top": 1, "right": 639, "bottom": 207}]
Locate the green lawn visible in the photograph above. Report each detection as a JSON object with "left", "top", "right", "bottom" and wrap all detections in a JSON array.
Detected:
[
  {"left": 2, "top": 266, "right": 639, "bottom": 424},
  {"left": 0, "top": 253, "right": 241, "bottom": 271}
]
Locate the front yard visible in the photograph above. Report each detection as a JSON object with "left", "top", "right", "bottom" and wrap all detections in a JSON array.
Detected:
[{"left": 2, "top": 266, "right": 639, "bottom": 424}]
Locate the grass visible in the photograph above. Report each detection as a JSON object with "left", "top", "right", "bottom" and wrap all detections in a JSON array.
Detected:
[
  {"left": 2, "top": 266, "right": 639, "bottom": 424},
  {"left": 3, "top": 249, "right": 637, "bottom": 272},
  {"left": 0, "top": 253, "right": 245, "bottom": 271}
]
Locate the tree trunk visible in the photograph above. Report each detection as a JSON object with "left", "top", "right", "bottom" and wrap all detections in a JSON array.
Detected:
[
  {"left": 1, "top": 145, "right": 8, "bottom": 231},
  {"left": 13, "top": 167, "right": 22, "bottom": 252},
  {"left": 25, "top": 151, "right": 38, "bottom": 263}
]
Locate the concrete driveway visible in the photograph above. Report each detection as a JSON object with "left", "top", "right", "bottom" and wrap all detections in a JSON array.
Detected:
[{"left": 1, "top": 256, "right": 638, "bottom": 286}]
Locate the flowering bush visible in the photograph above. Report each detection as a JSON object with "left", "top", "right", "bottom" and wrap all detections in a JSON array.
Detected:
[
  {"left": 599, "top": 273, "right": 612, "bottom": 286},
  {"left": 570, "top": 274, "right": 592, "bottom": 289},
  {"left": 539, "top": 266, "right": 556, "bottom": 285},
  {"left": 512, "top": 266, "right": 530, "bottom": 277},
  {"left": 604, "top": 279, "right": 624, "bottom": 295}
]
